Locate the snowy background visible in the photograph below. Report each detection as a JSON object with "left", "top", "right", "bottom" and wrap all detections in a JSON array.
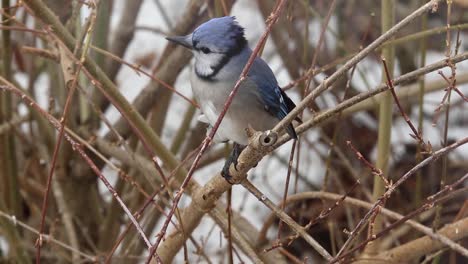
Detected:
[{"left": 1, "top": 0, "right": 467, "bottom": 263}]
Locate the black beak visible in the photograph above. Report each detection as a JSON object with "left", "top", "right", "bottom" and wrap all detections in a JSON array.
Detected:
[{"left": 166, "top": 35, "right": 193, "bottom": 49}]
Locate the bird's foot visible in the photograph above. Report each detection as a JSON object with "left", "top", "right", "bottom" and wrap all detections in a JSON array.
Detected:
[
  {"left": 220, "top": 143, "right": 244, "bottom": 184},
  {"left": 221, "top": 153, "right": 240, "bottom": 183},
  {"left": 221, "top": 162, "right": 234, "bottom": 183}
]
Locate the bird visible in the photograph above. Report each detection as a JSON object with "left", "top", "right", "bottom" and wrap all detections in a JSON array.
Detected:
[{"left": 166, "top": 16, "right": 300, "bottom": 181}]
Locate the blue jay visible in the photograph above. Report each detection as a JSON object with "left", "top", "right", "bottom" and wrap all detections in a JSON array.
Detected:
[{"left": 167, "top": 16, "right": 300, "bottom": 180}]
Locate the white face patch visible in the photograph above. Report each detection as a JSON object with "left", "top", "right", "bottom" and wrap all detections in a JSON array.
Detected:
[{"left": 193, "top": 51, "right": 225, "bottom": 77}]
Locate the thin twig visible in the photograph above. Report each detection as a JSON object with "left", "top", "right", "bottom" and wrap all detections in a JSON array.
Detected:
[
  {"left": 273, "top": 0, "right": 443, "bottom": 133},
  {"left": 382, "top": 57, "right": 430, "bottom": 152},
  {"left": 263, "top": 181, "right": 360, "bottom": 253},
  {"left": 0, "top": 210, "right": 96, "bottom": 261},
  {"left": 335, "top": 183, "right": 468, "bottom": 262},
  {"left": 242, "top": 180, "right": 333, "bottom": 260},
  {"left": 0, "top": 79, "right": 154, "bottom": 254},
  {"left": 276, "top": 51, "right": 468, "bottom": 147},
  {"left": 260, "top": 185, "right": 468, "bottom": 263},
  {"left": 303, "top": 0, "right": 337, "bottom": 96},
  {"left": 333, "top": 136, "right": 468, "bottom": 260},
  {"left": 35, "top": 4, "right": 97, "bottom": 262},
  {"left": 346, "top": 141, "right": 388, "bottom": 186}
]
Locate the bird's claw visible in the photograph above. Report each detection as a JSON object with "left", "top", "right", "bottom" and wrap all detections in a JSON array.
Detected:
[
  {"left": 221, "top": 161, "right": 238, "bottom": 184},
  {"left": 221, "top": 166, "right": 233, "bottom": 183},
  {"left": 221, "top": 143, "right": 245, "bottom": 184}
]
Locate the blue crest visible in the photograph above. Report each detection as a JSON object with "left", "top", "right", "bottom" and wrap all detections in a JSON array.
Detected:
[{"left": 192, "top": 16, "right": 247, "bottom": 53}]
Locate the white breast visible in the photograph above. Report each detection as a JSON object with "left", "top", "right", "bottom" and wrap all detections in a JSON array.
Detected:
[{"left": 190, "top": 68, "right": 251, "bottom": 145}]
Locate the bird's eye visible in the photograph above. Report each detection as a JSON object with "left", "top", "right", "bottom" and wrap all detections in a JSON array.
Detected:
[{"left": 200, "top": 47, "right": 211, "bottom": 54}]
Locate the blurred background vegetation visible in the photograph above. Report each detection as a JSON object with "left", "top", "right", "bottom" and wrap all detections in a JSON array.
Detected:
[{"left": 0, "top": 0, "right": 467, "bottom": 263}]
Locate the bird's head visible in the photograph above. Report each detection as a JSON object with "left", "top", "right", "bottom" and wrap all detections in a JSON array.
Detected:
[
  {"left": 166, "top": 16, "right": 247, "bottom": 79},
  {"left": 167, "top": 16, "right": 246, "bottom": 54}
]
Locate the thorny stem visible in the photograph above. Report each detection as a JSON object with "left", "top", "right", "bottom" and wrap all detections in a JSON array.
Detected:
[
  {"left": 36, "top": 8, "right": 182, "bottom": 258},
  {"left": 104, "top": 145, "right": 202, "bottom": 262},
  {"left": 346, "top": 141, "right": 388, "bottom": 186},
  {"left": 260, "top": 182, "right": 467, "bottom": 262},
  {"left": 0, "top": 78, "right": 154, "bottom": 259},
  {"left": 36, "top": 4, "right": 97, "bottom": 262},
  {"left": 415, "top": 0, "right": 428, "bottom": 208},
  {"left": 104, "top": 185, "right": 165, "bottom": 263},
  {"left": 281, "top": 22, "right": 468, "bottom": 92},
  {"left": 432, "top": 2, "right": 457, "bottom": 254},
  {"left": 303, "top": 0, "right": 337, "bottom": 97},
  {"left": 319, "top": 23, "right": 374, "bottom": 248},
  {"left": 1, "top": 3, "right": 24, "bottom": 262},
  {"left": 273, "top": 0, "right": 443, "bottom": 134},
  {"left": 263, "top": 181, "right": 360, "bottom": 253},
  {"left": 334, "top": 136, "right": 468, "bottom": 260},
  {"left": 334, "top": 178, "right": 468, "bottom": 262},
  {"left": 0, "top": 5, "right": 196, "bottom": 108},
  {"left": 382, "top": 58, "right": 430, "bottom": 152},
  {"left": 91, "top": 45, "right": 196, "bottom": 107},
  {"left": 0, "top": 210, "right": 96, "bottom": 261},
  {"left": 242, "top": 180, "right": 333, "bottom": 260},
  {"left": 66, "top": 40, "right": 190, "bottom": 245},
  {"left": 21, "top": 0, "right": 191, "bottom": 196},
  {"left": 275, "top": 51, "right": 468, "bottom": 148},
  {"left": 365, "top": 0, "right": 395, "bottom": 255}
]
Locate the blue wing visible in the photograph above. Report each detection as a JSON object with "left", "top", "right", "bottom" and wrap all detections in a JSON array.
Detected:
[{"left": 248, "top": 57, "right": 298, "bottom": 138}]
